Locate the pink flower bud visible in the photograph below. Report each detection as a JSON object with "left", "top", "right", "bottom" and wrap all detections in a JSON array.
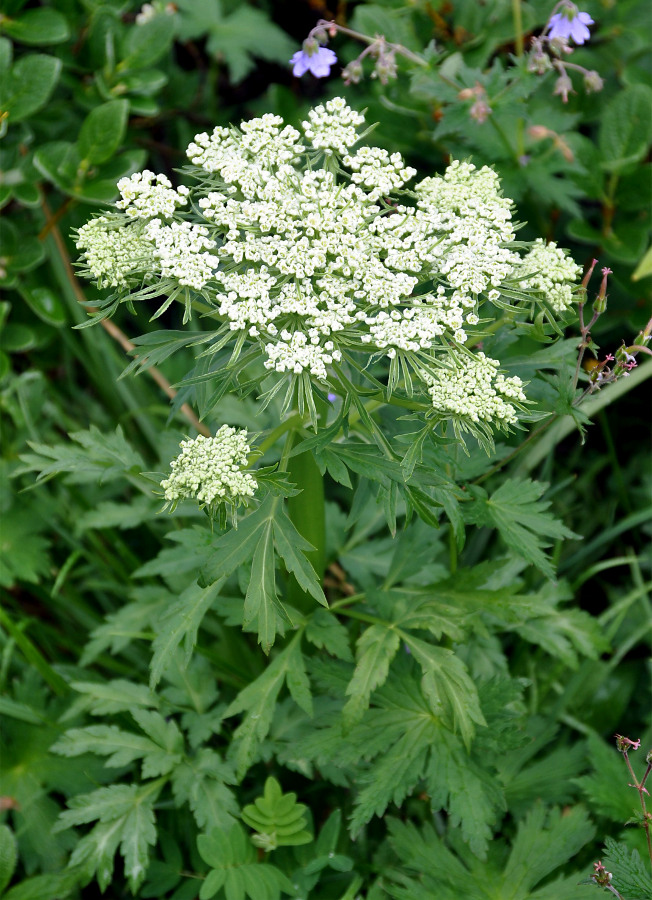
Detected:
[
  {"left": 615, "top": 734, "right": 641, "bottom": 752},
  {"left": 469, "top": 98, "right": 492, "bottom": 123},
  {"left": 592, "top": 266, "right": 611, "bottom": 314},
  {"left": 581, "top": 257, "right": 598, "bottom": 291},
  {"left": 528, "top": 125, "right": 552, "bottom": 140}
]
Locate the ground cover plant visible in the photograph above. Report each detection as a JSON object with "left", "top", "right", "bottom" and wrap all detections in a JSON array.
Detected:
[{"left": 1, "top": 1, "right": 651, "bottom": 899}]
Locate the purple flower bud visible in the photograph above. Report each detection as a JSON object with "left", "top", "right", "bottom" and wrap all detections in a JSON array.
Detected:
[
  {"left": 327, "top": 392, "right": 337, "bottom": 403},
  {"left": 290, "top": 43, "right": 338, "bottom": 78}
]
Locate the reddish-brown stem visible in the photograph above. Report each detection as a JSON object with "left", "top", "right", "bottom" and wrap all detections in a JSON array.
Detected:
[{"left": 622, "top": 751, "right": 652, "bottom": 869}]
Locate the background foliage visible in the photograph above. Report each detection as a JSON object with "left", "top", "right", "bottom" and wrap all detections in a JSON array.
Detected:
[{"left": 1, "top": 1, "right": 651, "bottom": 898}]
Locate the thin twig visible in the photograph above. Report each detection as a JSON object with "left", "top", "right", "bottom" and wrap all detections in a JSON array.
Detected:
[{"left": 40, "top": 197, "right": 210, "bottom": 437}]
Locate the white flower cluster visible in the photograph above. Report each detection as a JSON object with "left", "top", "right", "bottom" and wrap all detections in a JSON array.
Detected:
[
  {"left": 427, "top": 353, "right": 527, "bottom": 426},
  {"left": 161, "top": 427, "right": 257, "bottom": 509},
  {"left": 264, "top": 331, "right": 342, "bottom": 380},
  {"left": 187, "top": 116, "right": 304, "bottom": 178},
  {"left": 342, "top": 147, "right": 416, "bottom": 201},
  {"left": 116, "top": 170, "right": 189, "bottom": 219},
  {"left": 145, "top": 220, "right": 217, "bottom": 290},
  {"left": 187, "top": 104, "right": 526, "bottom": 376},
  {"left": 75, "top": 217, "right": 153, "bottom": 288},
  {"left": 77, "top": 98, "right": 582, "bottom": 434},
  {"left": 414, "top": 161, "right": 519, "bottom": 296},
  {"left": 520, "top": 239, "right": 582, "bottom": 312},
  {"left": 301, "top": 97, "right": 366, "bottom": 154}
]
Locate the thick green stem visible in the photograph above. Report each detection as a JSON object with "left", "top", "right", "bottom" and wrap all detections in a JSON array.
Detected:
[
  {"left": 511, "top": 0, "right": 524, "bottom": 57},
  {"left": 286, "top": 442, "right": 326, "bottom": 615}
]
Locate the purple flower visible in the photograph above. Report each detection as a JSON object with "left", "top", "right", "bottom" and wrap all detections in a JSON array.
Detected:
[
  {"left": 547, "top": 7, "right": 594, "bottom": 45},
  {"left": 290, "top": 44, "right": 338, "bottom": 78}
]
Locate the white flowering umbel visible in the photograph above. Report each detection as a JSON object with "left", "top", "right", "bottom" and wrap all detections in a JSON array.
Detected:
[
  {"left": 76, "top": 97, "right": 582, "bottom": 440},
  {"left": 161, "top": 427, "right": 257, "bottom": 521}
]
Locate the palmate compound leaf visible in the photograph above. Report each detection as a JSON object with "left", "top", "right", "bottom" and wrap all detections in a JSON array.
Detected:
[
  {"left": 150, "top": 578, "right": 225, "bottom": 688},
  {"left": 384, "top": 803, "right": 595, "bottom": 899},
  {"left": 224, "top": 633, "right": 312, "bottom": 780},
  {"left": 464, "top": 479, "right": 579, "bottom": 579},
  {"left": 342, "top": 624, "right": 401, "bottom": 731},
  {"left": 297, "top": 660, "right": 502, "bottom": 857},
  {"left": 171, "top": 748, "right": 239, "bottom": 833},
  {"left": 500, "top": 803, "right": 595, "bottom": 898},
  {"left": 574, "top": 732, "right": 642, "bottom": 823},
  {"left": 304, "top": 608, "right": 353, "bottom": 661},
  {"left": 341, "top": 608, "right": 483, "bottom": 746},
  {"left": 601, "top": 837, "right": 652, "bottom": 899},
  {"left": 241, "top": 777, "right": 312, "bottom": 852},
  {"left": 52, "top": 782, "right": 162, "bottom": 893},
  {"left": 402, "top": 635, "right": 486, "bottom": 749},
  {"left": 197, "top": 823, "right": 293, "bottom": 900},
  {"left": 198, "top": 497, "right": 327, "bottom": 653},
  {"left": 51, "top": 708, "right": 184, "bottom": 779}
]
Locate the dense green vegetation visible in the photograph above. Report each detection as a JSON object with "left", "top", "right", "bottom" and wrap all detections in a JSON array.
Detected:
[{"left": 1, "top": 2, "right": 650, "bottom": 898}]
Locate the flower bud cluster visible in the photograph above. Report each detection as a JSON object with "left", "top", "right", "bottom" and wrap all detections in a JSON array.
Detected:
[
  {"left": 75, "top": 217, "right": 154, "bottom": 288},
  {"left": 520, "top": 239, "right": 582, "bottom": 312},
  {"left": 161, "top": 427, "right": 257, "bottom": 510},
  {"left": 427, "top": 353, "right": 527, "bottom": 427}
]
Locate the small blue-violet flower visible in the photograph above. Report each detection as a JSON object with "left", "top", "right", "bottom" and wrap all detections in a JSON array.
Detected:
[
  {"left": 291, "top": 39, "right": 338, "bottom": 78},
  {"left": 547, "top": 4, "right": 594, "bottom": 45}
]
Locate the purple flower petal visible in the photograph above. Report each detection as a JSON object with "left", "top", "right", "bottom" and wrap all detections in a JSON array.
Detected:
[
  {"left": 290, "top": 46, "right": 337, "bottom": 79},
  {"left": 548, "top": 13, "right": 572, "bottom": 40},
  {"left": 290, "top": 50, "right": 310, "bottom": 77},
  {"left": 568, "top": 13, "right": 594, "bottom": 44},
  {"left": 548, "top": 8, "right": 594, "bottom": 44}
]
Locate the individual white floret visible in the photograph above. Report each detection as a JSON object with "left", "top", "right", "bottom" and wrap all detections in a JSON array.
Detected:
[
  {"left": 161, "top": 427, "right": 257, "bottom": 509},
  {"left": 116, "top": 170, "right": 189, "bottom": 219},
  {"left": 519, "top": 239, "right": 582, "bottom": 312},
  {"left": 427, "top": 352, "right": 526, "bottom": 426}
]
